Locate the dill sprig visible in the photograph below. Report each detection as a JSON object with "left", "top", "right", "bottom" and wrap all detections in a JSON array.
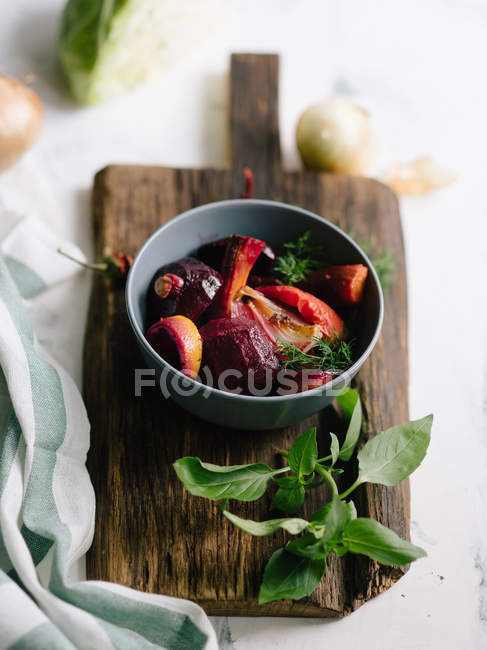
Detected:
[
  {"left": 368, "top": 247, "right": 396, "bottom": 291},
  {"left": 275, "top": 229, "right": 397, "bottom": 291},
  {"left": 274, "top": 231, "right": 328, "bottom": 285},
  {"left": 348, "top": 232, "right": 397, "bottom": 292},
  {"left": 276, "top": 336, "right": 354, "bottom": 372}
]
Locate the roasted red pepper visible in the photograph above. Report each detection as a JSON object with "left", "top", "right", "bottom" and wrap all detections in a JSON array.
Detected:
[
  {"left": 305, "top": 264, "right": 368, "bottom": 307},
  {"left": 257, "top": 285, "right": 344, "bottom": 340}
]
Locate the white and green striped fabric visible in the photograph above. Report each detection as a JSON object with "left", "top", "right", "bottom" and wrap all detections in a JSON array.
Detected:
[{"left": 0, "top": 211, "right": 217, "bottom": 650}]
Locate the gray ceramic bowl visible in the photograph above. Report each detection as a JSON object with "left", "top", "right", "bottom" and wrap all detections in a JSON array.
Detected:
[{"left": 126, "top": 199, "right": 383, "bottom": 430}]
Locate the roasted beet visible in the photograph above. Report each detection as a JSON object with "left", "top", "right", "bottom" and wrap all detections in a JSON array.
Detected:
[
  {"left": 197, "top": 237, "right": 275, "bottom": 276},
  {"left": 146, "top": 257, "right": 222, "bottom": 326},
  {"left": 200, "top": 317, "right": 280, "bottom": 395},
  {"left": 196, "top": 238, "right": 227, "bottom": 270}
]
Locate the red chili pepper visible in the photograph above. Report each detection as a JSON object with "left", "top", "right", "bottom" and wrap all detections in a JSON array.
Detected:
[
  {"left": 57, "top": 248, "right": 134, "bottom": 280},
  {"left": 240, "top": 167, "right": 254, "bottom": 199},
  {"left": 257, "top": 285, "right": 344, "bottom": 340},
  {"left": 110, "top": 252, "right": 134, "bottom": 278}
]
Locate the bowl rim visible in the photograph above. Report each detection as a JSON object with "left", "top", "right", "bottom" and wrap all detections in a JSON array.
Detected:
[{"left": 126, "top": 198, "right": 384, "bottom": 402}]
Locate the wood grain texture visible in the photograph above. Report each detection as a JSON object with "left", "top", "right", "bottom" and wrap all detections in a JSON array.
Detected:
[{"left": 85, "top": 54, "right": 409, "bottom": 617}]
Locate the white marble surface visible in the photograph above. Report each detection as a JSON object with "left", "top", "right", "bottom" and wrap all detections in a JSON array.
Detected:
[{"left": 1, "top": 1, "right": 487, "bottom": 648}]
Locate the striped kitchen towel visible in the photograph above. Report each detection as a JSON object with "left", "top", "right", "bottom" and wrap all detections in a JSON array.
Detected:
[{"left": 0, "top": 210, "right": 217, "bottom": 650}]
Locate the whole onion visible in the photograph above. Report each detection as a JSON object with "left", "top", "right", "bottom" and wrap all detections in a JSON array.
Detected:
[
  {"left": 296, "top": 97, "right": 375, "bottom": 174},
  {"left": 0, "top": 74, "right": 43, "bottom": 172}
]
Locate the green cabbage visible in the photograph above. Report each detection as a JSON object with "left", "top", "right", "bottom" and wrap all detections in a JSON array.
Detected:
[{"left": 59, "top": 0, "right": 214, "bottom": 104}]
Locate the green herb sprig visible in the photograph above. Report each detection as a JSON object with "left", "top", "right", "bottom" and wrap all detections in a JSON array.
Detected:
[
  {"left": 350, "top": 235, "right": 397, "bottom": 292},
  {"left": 276, "top": 336, "right": 353, "bottom": 372},
  {"left": 174, "top": 389, "right": 433, "bottom": 604},
  {"left": 275, "top": 230, "right": 397, "bottom": 291},
  {"left": 274, "top": 231, "right": 328, "bottom": 285},
  {"left": 361, "top": 244, "right": 396, "bottom": 291}
]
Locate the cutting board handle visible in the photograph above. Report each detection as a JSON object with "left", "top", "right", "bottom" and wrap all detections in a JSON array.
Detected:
[{"left": 230, "top": 54, "right": 281, "bottom": 173}]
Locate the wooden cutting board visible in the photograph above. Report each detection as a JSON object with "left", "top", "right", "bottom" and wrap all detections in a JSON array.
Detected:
[{"left": 85, "top": 54, "right": 409, "bottom": 617}]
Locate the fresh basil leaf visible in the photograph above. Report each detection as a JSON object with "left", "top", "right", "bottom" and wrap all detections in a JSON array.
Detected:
[
  {"left": 274, "top": 475, "right": 300, "bottom": 488},
  {"left": 346, "top": 500, "right": 357, "bottom": 520},
  {"left": 272, "top": 485, "right": 305, "bottom": 514},
  {"left": 286, "top": 534, "right": 327, "bottom": 560},
  {"left": 310, "top": 495, "right": 350, "bottom": 542},
  {"left": 329, "top": 433, "right": 340, "bottom": 466},
  {"left": 336, "top": 386, "right": 358, "bottom": 419},
  {"left": 332, "top": 544, "right": 349, "bottom": 557},
  {"left": 342, "top": 518, "right": 427, "bottom": 565},
  {"left": 288, "top": 428, "right": 318, "bottom": 477},
  {"left": 357, "top": 414, "right": 433, "bottom": 486},
  {"left": 173, "top": 457, "right": 282, "bottom": 501},
  {"left": 258, "top": 548, "right": 326, "bottom": 603},
  {"left": 223, "top": 510, "right": 309, "bottom": 536},
  {"left": 337, "top": 388, "right": 362, "bottom": 461}
]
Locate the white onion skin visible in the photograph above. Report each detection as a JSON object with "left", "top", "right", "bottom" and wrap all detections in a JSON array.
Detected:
[
  {"left": 0, "top": 74, "right": 43, "bottom": 172},
  {"left": 296, "top": 98, "right": 375, "bottom": 174}
]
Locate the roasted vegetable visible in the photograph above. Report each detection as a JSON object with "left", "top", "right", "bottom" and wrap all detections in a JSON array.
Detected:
[
  {"left": 248, "top": 275, "right": 283, "bottom": 288},
  {"left": 143, "top": 232, "right": 359, "bottom": 396},
  {"left": 146, "top": 315, "right": 202, "bottom": 379},
  {"left": 305, "top": 264, "right": 368, "bottom": 307},
  {"left": 153, "top": 273, "right": 185, "bottom": 299},
  {"left": 210, "top": 235, "right": 266, "bottom": 318},
  {"left": 146, "top": 257, "right": 222, "bottom": 326},
  {"left": 255, "top": 285, "right": 344, "bottom": 341},
  {"left": 237, "top": 286, "right": 322, "bottom": 351},
  {"left": 278, "top": 370, "right": 338, "bottom": 394},
  {"left": 200, "top": 317, "right": 280, "bottom": 394},
  {"left": 197, "top": 237, "right": 275, "bottom": 277}
]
